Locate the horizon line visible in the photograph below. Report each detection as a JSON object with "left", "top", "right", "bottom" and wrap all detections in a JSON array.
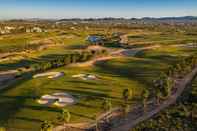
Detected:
[{"left": 1, "top": 15, "right": 197, "bottom": 20}]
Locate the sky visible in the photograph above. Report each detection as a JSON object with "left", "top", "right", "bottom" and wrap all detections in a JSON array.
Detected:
[{"left": 0, "top": 0, "right": 197, "bottom": 19}]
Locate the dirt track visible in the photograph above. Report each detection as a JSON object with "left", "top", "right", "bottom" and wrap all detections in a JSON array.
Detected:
[
  {"left": 69, "top": 45, "right": 160, "bottom": 67},
  {"left": 111, "top": 68, "right": 197, "bottom": 131}
]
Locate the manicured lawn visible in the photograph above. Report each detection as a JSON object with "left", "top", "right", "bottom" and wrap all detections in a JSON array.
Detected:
[
  {"left": 0, "top": 30, "right": 196, "bottom": 130},
  {"left": 0, "top": 48, "right": 184, "bottom": 130}
]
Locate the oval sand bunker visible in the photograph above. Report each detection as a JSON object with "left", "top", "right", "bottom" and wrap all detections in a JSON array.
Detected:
[{"left": 37, "top": 92, "right": 76, "bottom": 107}]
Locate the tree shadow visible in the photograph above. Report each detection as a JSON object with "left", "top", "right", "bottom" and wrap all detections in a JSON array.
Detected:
[
  {"left": 49, "top": 88, "right": 108, "bottom": 99},
  {"left": 14, "top": 116, "right": 43, "bottom": 123}
]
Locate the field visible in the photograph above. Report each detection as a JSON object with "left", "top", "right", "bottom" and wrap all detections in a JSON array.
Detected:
[
  {"left": 0, "top": 45, "right": 196, "bottom": 130},
  {"left": 0, "top": 21, "right": 197, "bottom": 131}
]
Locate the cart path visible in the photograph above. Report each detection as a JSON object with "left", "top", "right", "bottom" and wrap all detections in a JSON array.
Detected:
[
  {"left": 69, "top": 45, "right": 160, "bottom": 67},
  {"left": 111, "top": 67, "right": 197, "bottom": 131}
]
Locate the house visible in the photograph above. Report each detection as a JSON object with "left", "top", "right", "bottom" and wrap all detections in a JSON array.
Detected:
[
  {"left": 26, "top": 27, "right": 43, "bottom": 33},
  {"left": 0, "top": 26, "right": 16, "bottom": 34},
  {"left": 4, "top": 26, "right": 15, "bottom": 30},
  {"left": 32, "top": 27, "right": 42, "bottom": 33}
]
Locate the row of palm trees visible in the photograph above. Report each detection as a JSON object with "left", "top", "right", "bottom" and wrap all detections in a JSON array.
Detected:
[{"left": 152, "top": 55, "right": 197, "bottom": 106}]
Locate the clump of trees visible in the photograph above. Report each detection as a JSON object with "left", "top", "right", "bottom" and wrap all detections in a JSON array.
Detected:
[
  {"left": 132, "top": 55, "right": 197, "bottom": 130},
  {"left": 40, "top": 120, "right": 53, "bottom": 131},
  {"left": 133, "top": 77, "right": 197, "bottom": 131},
  {"left": 31, "top": 49, "right": 108, "bottom": 72},
  {"left": 152, "top": 55, "right": 197, "bottom": 106}
]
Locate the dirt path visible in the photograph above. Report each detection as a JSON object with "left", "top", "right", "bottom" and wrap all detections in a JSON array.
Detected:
[
  {"left": 69, "top": 45, "right": 160, "bottom": 67},
  {"left": 111, "top": 68, "right": 197, "bottom": 131}
]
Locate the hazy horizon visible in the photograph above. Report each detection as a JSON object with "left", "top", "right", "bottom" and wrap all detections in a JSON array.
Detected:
[{"left": 0, "top": 0, "right": 197, "bottom": 19}]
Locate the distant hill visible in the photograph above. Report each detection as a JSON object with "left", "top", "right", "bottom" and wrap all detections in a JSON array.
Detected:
[
  {"left": 58, "top": 16, "right": 197, "bottom": 21},
  {"left": 141, "top": 16, "right": 197, "bottom": 21}
]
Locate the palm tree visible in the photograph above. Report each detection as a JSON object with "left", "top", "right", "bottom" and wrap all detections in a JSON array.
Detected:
[
  {"left": 60, "top": 109, "right": 71, "bottom": 131},
  {"left": 165, "top": 77, "right": 174, "bottom": 97},
  {"left": 122, "top": 104, "right": 130, "bottom": 120},
  {"left": 153, "top": 78, "right": 163, "bottom": 105},
  {"left": 102, "top": 98, "right": 112, "bottom": 122},
  {"left": 40, "top": 120, "right": 53, "bottom": 131},
  {"left": 156, "top": 91, "right": 162, "bottom": 105},
  {"left": 142, "top": 89, "right": 150, "bottom": 113},
  {"left": 102, "top": 98, "right": 112, "bottom": 112},
  {"left": 122, "top": 89, "right": 131, "bottom": 104}
]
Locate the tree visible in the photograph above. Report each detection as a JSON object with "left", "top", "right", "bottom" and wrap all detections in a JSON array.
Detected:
[
  {"left": 40, "top": 120, "right": 53, "bottom": 131},
  {"left": 59, "top": 109, "right": 71, "bottom": 131},
  {"left": 153, "top": 78, "right": 162, "bottom": 105},
  {"left": 167, "top": 66, "right": 174, "bottom": 77},
  {"left": 122, "top": 104, "right": 130, "bottom": 120},
  {"left": 165, "top": 77, "right": 174, "bottom": 97},
  {"left": 142, "top": 89, "right": 150, "bottom": 113},
  {"left": 102, "top": 98, "right": 112, "bottom": 122},
  {"left": 122, "top": 89, "right": 131, "bottom": 104},
  {"left": 102, "top": 98, "right": 112, "bottom": 112},
  {"left": 175, "top": 64, "right": 183, "bottom": 77}
]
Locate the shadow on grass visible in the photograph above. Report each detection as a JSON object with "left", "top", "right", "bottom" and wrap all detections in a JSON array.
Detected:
[
  {"left": 0, "top": 73, "right": 33, "bottom": 124},
  {"left": 0, "top": 98, "right": 26, "bottom": 124},
  {"left": 24, "top": 105, "right": 60, "bottom": 113},
  {"left": 94, "top": 58, "right": 160, "bottom": 89},
  {"left": 14, "top": 116, "right": 43, "bottom": 123},
  {"left": 49, "top": 88, "right": 108, "bottom": 99}
]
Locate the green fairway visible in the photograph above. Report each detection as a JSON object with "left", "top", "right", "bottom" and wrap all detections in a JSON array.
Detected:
[
  {"left": 0, "top": 45, "right": 189, "bottom": 130},
  {"left": 0, "top": 22, "right": 197, "bottom": 131}
]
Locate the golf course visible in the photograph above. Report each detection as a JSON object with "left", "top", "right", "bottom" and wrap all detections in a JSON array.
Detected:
[{"left": 0, "top": 19, "right": 197, "bottom": 131}]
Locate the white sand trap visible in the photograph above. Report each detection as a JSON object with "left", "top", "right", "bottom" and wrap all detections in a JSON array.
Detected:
[
  {"left": 72, "top": 74, "right": 86, "bottom": 78},
  {"left": 37, "top": 93, "right": 75, "bottom": 107},
  {"left": 48, "top": 72, "right": 65, "bottom": 79},
  {"left": 86, "top": 74, "right": 97, "bottom": 80},
  {"left": 72, "top": 74, "right": 98, "bottom": 80},
  {"left": 33, "top": 72, "right": 64, "bottom": 79},
  {"left": 42, "top": 95, "right": 57, "bottom": 100},
  {"left": 37, "top": 99, "right": 49, "bottom": 105}
]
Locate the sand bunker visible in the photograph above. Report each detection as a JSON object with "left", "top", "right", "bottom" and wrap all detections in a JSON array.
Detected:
[
  {"left": 72, "top": 74, "right": 98, "bottom": 80},
  {"left": 37, "top": 92, "right": 75, "bottom": 107},
  {"left": 33, "top": 72, "right": 64, "bottom": 79}
]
